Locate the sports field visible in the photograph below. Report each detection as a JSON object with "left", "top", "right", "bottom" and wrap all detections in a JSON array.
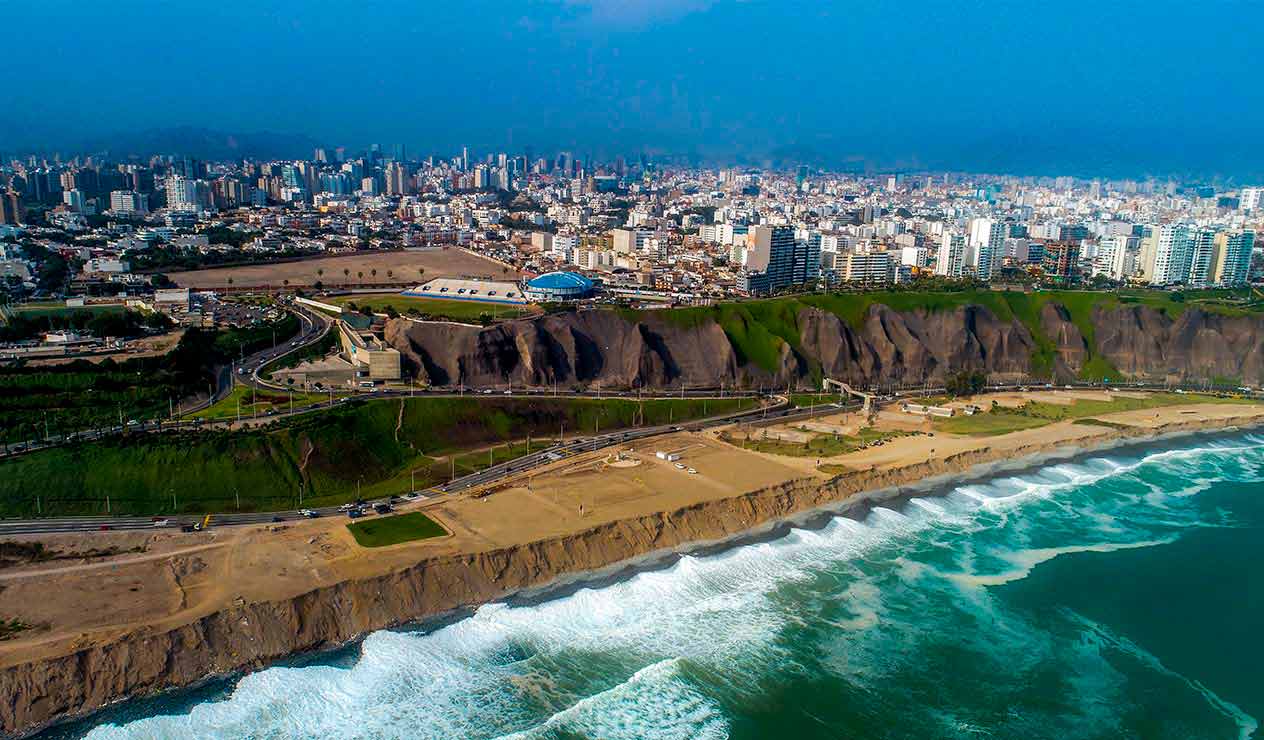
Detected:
[{"left": 168, "top": 248, "right": 519, "bottom": 289}]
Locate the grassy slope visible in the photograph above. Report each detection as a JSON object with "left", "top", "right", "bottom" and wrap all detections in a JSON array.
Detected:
[
  {"left": 626, "top": 289, "right": 1261, "bottom": 381},
  {"left": 0, "top": 396, "right": 754, "bottom": 517},
  {"left": 191, "top": 385, "right": 341, "bottom": 421}
]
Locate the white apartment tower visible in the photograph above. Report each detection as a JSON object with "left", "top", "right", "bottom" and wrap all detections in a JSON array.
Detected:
[
  {"left": 936, "top": 233, "right": 967, "bottom": 277},
  {"left": 1149, "top": 223, "right": 1193, "bottom": 286},
  {"left": 967, "top": 218, "right": 1006, "bottom": 279}
]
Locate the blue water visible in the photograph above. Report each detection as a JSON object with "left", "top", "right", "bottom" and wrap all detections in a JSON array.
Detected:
[{"left": 55, "top": 432, "right": 1264, "bottom": 739}]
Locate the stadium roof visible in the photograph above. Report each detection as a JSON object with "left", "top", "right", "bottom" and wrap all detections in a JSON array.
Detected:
[{"left": 526, "top": 271, "right": 594, "bottom": 291}]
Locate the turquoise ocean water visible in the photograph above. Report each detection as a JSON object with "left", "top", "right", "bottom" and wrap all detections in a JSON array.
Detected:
[{"left": 50, "top": 431, "right": 1264, "bottom": 739}]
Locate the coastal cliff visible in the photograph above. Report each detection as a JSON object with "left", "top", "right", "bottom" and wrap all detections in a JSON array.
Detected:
[
  {"left": 2, "top": 412, "right": 1260, "bottom": 738},
  {"left": 384, "top": 300, "right": 1264, "bottom": 389}
]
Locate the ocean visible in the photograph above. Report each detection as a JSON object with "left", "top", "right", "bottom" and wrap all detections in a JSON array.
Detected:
[{"left": 52, "top": 431, "right": 1264, "bottom": 740}]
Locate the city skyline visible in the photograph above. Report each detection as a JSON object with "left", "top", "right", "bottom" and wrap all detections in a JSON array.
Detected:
[{"left": 3, "top": 1, "right": 1263, "bottom": 179}]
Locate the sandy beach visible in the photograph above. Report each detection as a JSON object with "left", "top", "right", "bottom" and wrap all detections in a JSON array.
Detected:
[{"left": 1, "top": 394, "right": 1262, "bottom": 736}]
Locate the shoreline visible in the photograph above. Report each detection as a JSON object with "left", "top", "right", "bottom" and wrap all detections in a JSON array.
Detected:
[{"left": 4, "top": 412, "right": 1263, "bottom": 738}]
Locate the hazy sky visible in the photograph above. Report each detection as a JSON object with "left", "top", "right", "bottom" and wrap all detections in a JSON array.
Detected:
[{"left": 3, "top": 0, "right": 1262, "bottom": 177}]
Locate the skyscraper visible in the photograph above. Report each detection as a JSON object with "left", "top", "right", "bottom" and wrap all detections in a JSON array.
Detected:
[
  {"left": 1149, "top": 223, "right": 1193, "bottom": 286},
  {"left": 0, "top": 191, "right": 22, "bottom": 225},
  {"left": 968, "top": 218, "right": 1006, "bottom": 279},
  {"left": 1187, "top": 229, "right": 1217, "bottom": 288},
  {"left": 935, "top": 233, "right": 967, "bottom": 277},
  {"left": 1212, "top": 231, "right": 1255, "bottom": 286},
  {"left": 738, "top": 225, "right": 814, "bottom": 295}
]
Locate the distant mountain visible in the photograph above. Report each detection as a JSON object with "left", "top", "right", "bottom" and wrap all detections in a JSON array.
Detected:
[{"left": 75, "top": 126, "right": 321, "bottom": 161}]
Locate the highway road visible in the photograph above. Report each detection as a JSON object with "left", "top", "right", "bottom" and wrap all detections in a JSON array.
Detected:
[
  {"left": 0, "top": 395, "right": 792, "bottom": 535},
  {"left": 3, "top": 379, "right": 1260, "bottom": 535}
]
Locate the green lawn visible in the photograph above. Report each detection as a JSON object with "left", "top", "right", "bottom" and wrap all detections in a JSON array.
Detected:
[
  {"left": 327, "top": 293, "right": 533, "bottom": 323},
  {"left": 932, "top": 412, "right": 1052, "bottom": 436},
  {"left": 346, "top": 512, "right": 447, "bottom": 547},
  {"left": 7, "top": 302, "right": 126, "bottom": 320},
  {"left": 191, "top": 385, "right": 340, "bottom": 421},
  {"left": 721, "top": 427, "right": 910, "bottom": 458}
]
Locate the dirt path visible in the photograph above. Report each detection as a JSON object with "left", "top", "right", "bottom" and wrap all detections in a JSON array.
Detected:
[{"left": 0, "top": 541, "right": 227, "bottom": 582}]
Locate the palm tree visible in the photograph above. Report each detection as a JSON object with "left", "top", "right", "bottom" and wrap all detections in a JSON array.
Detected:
[
  {"left": 418, "top": 268, "right": 425, "bottom": 278},
  {"left": 316, "top": 268, "right": 324, "bottom": 279},
  {"left": 343, "top": 268, "right": 350, "bottom": 279},
  {"left": 371, "top": 268, "right": 377, "bottom": 279},
  {"left": 227, "top": 277, "right": 234, "bottom": 287},
  {"left": 386, "top": 269, "right": 393, "bottom": 280},
  {"left": 357, "top": 271, "right": 364, "bottom": 280}
]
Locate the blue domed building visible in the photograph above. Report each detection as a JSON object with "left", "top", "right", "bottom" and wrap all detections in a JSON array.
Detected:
[{"left": 523, "top": 271, "right": 595, "bottom": 302}]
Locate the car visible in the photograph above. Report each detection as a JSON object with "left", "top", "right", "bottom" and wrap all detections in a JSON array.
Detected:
[
  {"left": 98, "top": 524, "right": 113, "bottom": 531},
  {"left": 127, "top": 419, "right": 139, "bottom": 426},
  {"left": 373, "top": 503, "right": 392, "bottom": 514},
  {"left": 271, "top": 516, "right": 285, "bottom": 523},
  {"left": 483, "top": 389, "right": 494, "bottom": 395},
  {"left": 674, "top": 463, "right": 686, "bottom": 469},
  {"left": 687, "top": 468, "right": 698, "bottom": 474},
  {"left": 346, "top": 508, "right": 364, "bottom": 519},
  {"left": 152, "top": 519, "right": 170, "bottom": 527},
  {"left": 503, "top": 390, "right": 511, "bottom": 395},
  {"left": 338, "top": 503, "right": 355, "bottom": 511},
  {"left": 299, "top": 508, "right": 316, "bottom": 517}
]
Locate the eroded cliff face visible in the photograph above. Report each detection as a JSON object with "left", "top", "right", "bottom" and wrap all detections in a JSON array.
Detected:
[
  {"left": 385, "top": 303, "right": 1264, "bottom": 388},
  {"left": 1093, "top": 305, "right": 1264, "bottom": 381}
]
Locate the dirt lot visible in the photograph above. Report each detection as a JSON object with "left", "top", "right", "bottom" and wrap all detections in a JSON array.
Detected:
[{"left": 169, "top": 249, "right": 518, "bottom": 290}]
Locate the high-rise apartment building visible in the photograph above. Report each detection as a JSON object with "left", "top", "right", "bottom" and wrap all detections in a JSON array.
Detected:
[
  {"left": 1148, "top": 223, "right": 1193, "bottom": 286},
  {"left": 109, "top": 190, "right": 148, "bottom": 215},
  {"left": 968, "top": 218, "right": 1006, "bottom": 279},
  {"left": 1239, "top": 187, "right": 1263, "bottom": 213},
  {"left": 1212, "top": 231, "right": 1256, "bottom": 286},
  {"left": 0, "top": 191, "right": 22, "bottom": 225},
  {"left": 738, "top": 225, "right": 817, "bottom": 295},
  {"left": 1187, "top": 229, "right": 1217, "bottom": 288},
  {"left": 935, "top": 232, "right": 967, "bottom": 277}
]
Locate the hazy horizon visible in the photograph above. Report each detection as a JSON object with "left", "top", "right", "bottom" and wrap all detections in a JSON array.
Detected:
[{"left": 4, "top": 0, "right": 1262, "bottom": 180}]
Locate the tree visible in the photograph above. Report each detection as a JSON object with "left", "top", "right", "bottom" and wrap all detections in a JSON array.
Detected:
[
  {"left": 386, "top": 269, "right": 393, "bottom": 280},
  {"left": 370, "top": 268, "right": 377, "bottom": 279},
  {"left": 316, "top": 268, "right": 324, "bottom": 278},
  {"left": 226, "top": 277, "right": 234, "bottom": 287},
  {"left": 343, "top": 268, "right": 350, "bottom": 279},
  {"left": 282, "top": 279, "right": 290, "bottom": 287},
  {"left": 357, "top": 271, "right": 364, "bottom": 280},
  {"left": 944, "top": 370, "right": 987, "bottom": 397}
]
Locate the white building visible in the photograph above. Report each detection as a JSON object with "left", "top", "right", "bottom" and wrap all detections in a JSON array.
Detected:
[
  {"left": 1240, "top": 187, "right": 1263, "bottom": 213},
  {"left": 935, "top": 233, "right": 967, "bottom": 277},
  {"left": 967, "top": 218, "right": 1006, "bottom": 280},
  {"left": 109, "top": 190, "right": 148, "bottom": 215},
  {"left": 1148, "top": 224, "right": 1194, "bottom": 286}
]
